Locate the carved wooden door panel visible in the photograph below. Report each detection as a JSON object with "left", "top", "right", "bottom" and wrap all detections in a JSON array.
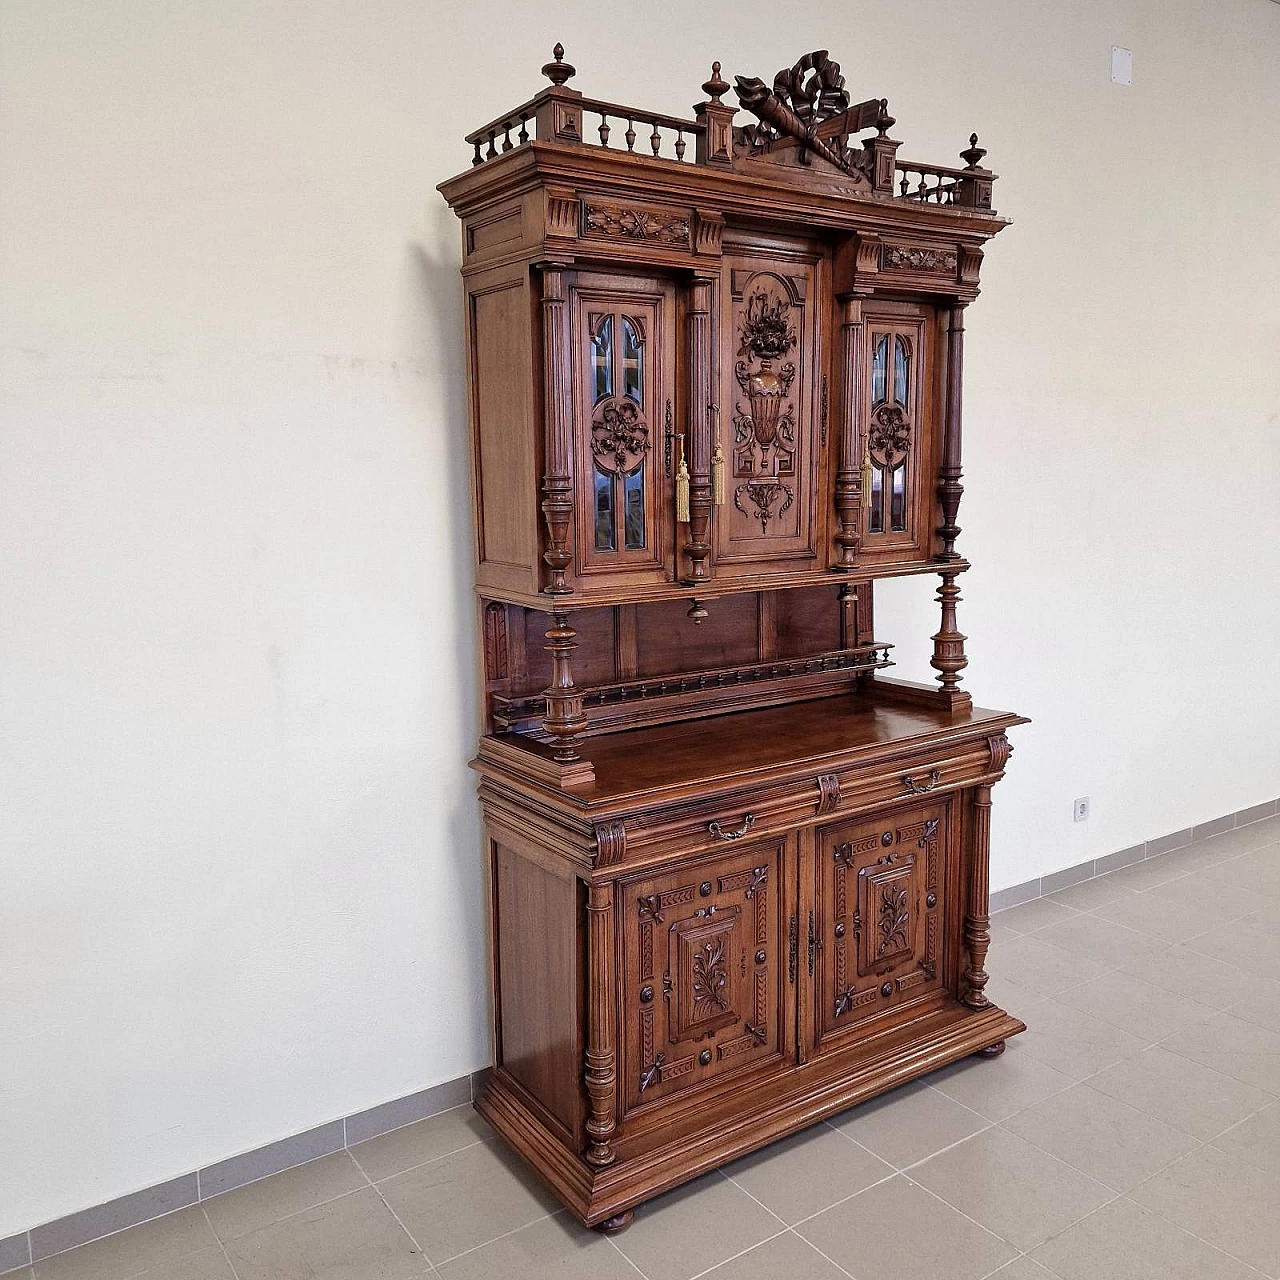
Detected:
[
  {"left": 569, "top": 271, "right": 676, "bottom": 590},
  {"left": 812, "top": 800, "right": 950, "bottom": 1052},
  {"left": 857, "top": 303, "right": 938, "bottom": 564},
  {"left": 620, "top": 839, "right": 790, "bottom": 1116},
  {"left": 711, "top": 242, "right": 828, "bottom": 578}
]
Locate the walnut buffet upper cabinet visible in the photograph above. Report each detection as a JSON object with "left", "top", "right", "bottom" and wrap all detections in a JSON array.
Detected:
[{"left": 440, "top": 45, "right": 1027, "bottom": 1233}]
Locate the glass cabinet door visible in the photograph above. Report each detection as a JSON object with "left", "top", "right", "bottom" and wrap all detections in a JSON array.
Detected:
[{"left": 570, "top": 273, "right": 674, "bottom": 586}]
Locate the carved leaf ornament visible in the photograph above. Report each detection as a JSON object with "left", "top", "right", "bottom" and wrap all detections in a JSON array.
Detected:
[
  {"left": 591, "top": 399, "right": 650, "bottom": 474},
  {"left": 691, "top": 938, "right": 729, "bottom": 1018}
]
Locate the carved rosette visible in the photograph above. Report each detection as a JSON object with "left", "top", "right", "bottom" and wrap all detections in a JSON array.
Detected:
[
  {"left": 591, "top": 398, "right": 650, "bottom": 475},
  {"left": 869, "top": 403, "right": 911, "bottom": 470}
]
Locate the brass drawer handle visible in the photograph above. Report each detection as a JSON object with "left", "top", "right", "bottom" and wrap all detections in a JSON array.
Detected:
[
  {"left": 902, "top": 768, "right": 941, "bottom": 795},
  {"left": 707, "top": 814, "right": 755, "bottom": 841}
]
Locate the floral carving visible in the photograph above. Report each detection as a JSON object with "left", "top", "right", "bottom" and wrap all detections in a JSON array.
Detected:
[
  {"left": 881, "top": 244, "right": 958, "bottom": 273},
  {"left": 591, "top": 399, "right": 650, "bottom": 474},
  {"left": 869, "top": 404, "right": 911, "bottom": 468},
  {"left": 876, "top": 884, "right": 910, "bottom": 958},
  {"left": 734, "top": 479, "right": 794, "bottom": 532},
  {"left": 738, "top": 291, "right": 797, "bottom": 361},
  {"left": 691, "top": 938, "right": 729, "bottom": 1019},
  {"left": 582, "top": 201, "right": 690, "bottom": 245}
]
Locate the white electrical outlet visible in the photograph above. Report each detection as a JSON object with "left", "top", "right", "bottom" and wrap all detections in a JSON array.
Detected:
[
  {"left": 1111, "top": 46, "right": 1133, "bottom": 85},
  {"left": 1073, "top": 796, "right": 1091, "bottom": 823}
]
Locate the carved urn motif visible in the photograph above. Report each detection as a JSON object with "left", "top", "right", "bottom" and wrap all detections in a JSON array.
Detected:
[{"left": 735, "top": 291, "right": 797, "bottom": 449}]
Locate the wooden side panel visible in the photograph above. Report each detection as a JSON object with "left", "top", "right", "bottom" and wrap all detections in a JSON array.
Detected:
[
  {"left": 470, "top": 268, "right": 538, "bottom": 592},
  {"left": 634, "top": 594, "right": 758, "bottom": 677},
  {"left": 494, "top": 840, "right": 585, "bottom": 1143}
]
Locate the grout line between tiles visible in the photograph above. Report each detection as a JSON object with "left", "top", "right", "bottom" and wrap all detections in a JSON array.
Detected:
[
  {"left": 347, "top": 1149, "right": 439, "bottom": 1272},
  {"left": 603, "top": 1231, "right": 652, "bottom": 1279},
  {"left": 200, "top": 1203, "right": 243, "bottom": 1280},
  {"left": 679, "top": 1225, "right": 793, "bottom": 1280}
]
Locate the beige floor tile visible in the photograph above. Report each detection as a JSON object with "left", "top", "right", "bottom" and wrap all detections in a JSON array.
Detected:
[
  {"left": 377, "top": 1139, "right": 559, "bottom": 1265},
  {"left": 1131, "top": 1145, "right": 1280, "bottom": 1277},
  {"left": 1187, "top": 918, "right": 1280, "bottom": 974},
  {"left": 1045, "top": 874, "right": 1139, "bottom": 911},
  {"left": 1053, "top": 969, "right": 1219, "bottom": 1042},
  {"left": 1030, "top": 1196, "right": 1265, "bottom": 1280},
  {"left": 928, "top": 1038, "right": 1075, "bottom": 1122},
  {"left": 1145, "top": 869, "right": 1265, "bottom": 919},
  {"left": 910, "top": 1127, "right": 1112, "bottom": 1251},
  {"left": 1103, "top": 856, "right": 1196, "bottom": 891},
  {"left": 1195, "top": 818, "right": 1280, "bottom": 860},
  {"left": 434, "top": 1212, "right": 638, "bottom": 1280},
  {"left": 1092, "top": 891, "right": 1249, "bottom": 943},
  {"left": 697, "top": 1231, "right": 848, "bottom": 1280},
  {"left": 1032, "top": 913, "right": 1169, "bottom": 969},
  {"left": 203, "top": 1152, "right": 367, "bottom": 1242},
  {"left": 612, "top": 1173, "right": 781, "bottom": 1280},
  {"left": 222, "top": 1187, "right": 427, "bottom": 1279},
  {"left": 31, "top": 1207, "right": 219, "bottom": 1280},
  {"left": 1210, "top": 1101, "right": 1280, "bottom": 1175},
  {"left": 1119, "top": 945, "right": 1279, "bottom": 1010},
  {"left": 351, "top": 1107, "right": 494, "bottom": 1183},
  {"left": 981, "top": 972, "right": 1043, "bottom": 1014},
  {"left": 1087, "top": 1046, "right": 1273, "bottom": 1140},
  {"left": 1159, "top": 1010, "right": 1280, "bottom": 1093},
  {"left": 797, "top": 1175, "right": 1016, "bottom": 1280},
  {"left": 830, "top": 1079, "right": 989, "bottom": 1168},
  {"left": 988, "top": 933, "right": 1114, "bottom": 997},
  {"left": 992, "top": 898, "right": 1080, "bottom": 934},
  {"left": 722, "top": 1123, "right": 891, "bottom": 1224},
  {"left": 1013, "top": 997, "right": 1148, "bottom": 1079},
  {"left": 1002, "top": 1082, "right": 1198, "bottom": 1192},
  {"left": 987, "top": 1259, "right": 1059, "bottom": 1279}
]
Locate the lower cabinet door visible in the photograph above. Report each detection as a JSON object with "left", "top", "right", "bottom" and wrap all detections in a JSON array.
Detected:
[
  {"left": 813, "top": 799, "right": 950, "bottom": 1051},
  {"left": 620, "top": 839, "right": 789, "bottom": 1115}
]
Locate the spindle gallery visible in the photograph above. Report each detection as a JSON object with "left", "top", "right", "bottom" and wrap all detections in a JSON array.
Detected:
[{"left": 439, "top": 44, "right": 1027, "bottom": 1233}]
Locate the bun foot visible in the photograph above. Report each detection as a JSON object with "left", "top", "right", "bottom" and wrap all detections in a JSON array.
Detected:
[
  {"left": 975, "top": 1040, "right": 1006, "bottom": 1059},
  {"left": 594, "top": 1210, "right": 635, "bottom": 1235}
]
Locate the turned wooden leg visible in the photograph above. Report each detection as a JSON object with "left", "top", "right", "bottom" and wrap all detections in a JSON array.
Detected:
[
  {"left": 542, "top": 611, "right": 587, "bottom": 762},
  {"left": 583, "top": 881, "right": 617, "bottom": 1167},
  {"left": 962, "top": 784, "right": 993, "bottom": 1009},
  {"left": 975, "top": 1040, "right": 1006, "bottom": 1059},
  {"left": 594, "top": 1209, "right": 634, "bottom": 1234}
]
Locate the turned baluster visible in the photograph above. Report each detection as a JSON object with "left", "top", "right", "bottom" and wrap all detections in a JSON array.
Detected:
[
  {"left": 832, "top": 295, "right": 865, "bottom": 568},
  {"left": 598, "top": 113, "right": 610, "bottom": 146},
  {"left": 963, "top": 784, "right": 993, "bottom": 1008},
  {"left": 930, "top": 572, "right": 971, "bottom": 708},
  {"left": 539, "top": 264, "right": 574, "bottom": 595},
  {"left": 584, "top": 880, "right": 618, "bottom": 1167},
  {"left": 542, "top": 611, "right": 587, "bottom": 761},
  {"left": 624, "top": 117, "right": 636, "bottom": 152},
  {"left": 650, "top": 120, "right": 661, "bottom": 155},
  {"left": 682, "top": 277, "right": 714, "bottom": 582},
  {"left": 937, "top": 304, "right": 966, "bottom": 559}
]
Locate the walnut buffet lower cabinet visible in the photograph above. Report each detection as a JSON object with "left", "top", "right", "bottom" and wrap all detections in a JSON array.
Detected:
[{"left": 441, "top": 45, "right": 1028, "bottom": 1231}]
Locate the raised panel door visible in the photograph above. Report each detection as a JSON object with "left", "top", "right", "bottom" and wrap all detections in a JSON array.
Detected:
[
  {"left": 619, "top": 839, "right": 791, "bottom": 1116},
  {"left": 712, "top": 242, "right": 828, "bottom": 577},
  {"left": 813, "top": 800, "right": 950, "bottom": 1051}
]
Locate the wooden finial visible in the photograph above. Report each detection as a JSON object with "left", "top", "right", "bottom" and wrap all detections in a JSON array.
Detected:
[
  {"left": 961, "top": 133, "right": 987, "bottom": 168},
  {"left": 702, "top": 60, "right": 729, "bottom": 104},
  {"left": 875, "top": 98, "right": 896, "bottom": 136},
  {"left": 542, "top": 43, "right": 575, "bottom": 85}
]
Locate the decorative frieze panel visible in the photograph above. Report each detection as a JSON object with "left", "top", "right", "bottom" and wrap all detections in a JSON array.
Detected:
[{"left": 581, "top": 199, "right": 692, "bottom": 246}]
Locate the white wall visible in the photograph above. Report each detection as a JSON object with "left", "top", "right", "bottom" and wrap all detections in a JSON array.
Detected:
[{"left": 1, "top": 0, "right": 1277, "bottom": 1239}]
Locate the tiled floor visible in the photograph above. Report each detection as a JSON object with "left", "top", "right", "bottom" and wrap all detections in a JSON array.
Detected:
[{"left": 16, "top": 815, "right": 1280, "bottom": 1280}]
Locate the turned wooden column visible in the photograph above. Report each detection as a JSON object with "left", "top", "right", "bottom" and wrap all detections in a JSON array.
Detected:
[
  {"left": 682, "top": 276, "right": 714, "bottom": 582},
  {"left": 962, "top": 783, "right": 993, "bottom": 1008},
  {"left": 832, "top": 295, "right": 865, "bottom": 569},
  {"left": 542, "top": 611, "right": 586, "bottom": 760},
  {"left": 930, "top": 571, "right": 971, "bottom": 708},
  {"left": 937, "top": 303, "right": 966, "bottom": 561},
  {"left": 584, "top": 880, "right": 617, "bottom": 1166},
  {"left": 539, "top": 263, "right": 574, "bottom": 595}
]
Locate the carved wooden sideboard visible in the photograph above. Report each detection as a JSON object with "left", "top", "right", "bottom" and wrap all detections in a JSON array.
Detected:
[{"left": 440, "top": 45, "right": 1027, "bottom": 1232}]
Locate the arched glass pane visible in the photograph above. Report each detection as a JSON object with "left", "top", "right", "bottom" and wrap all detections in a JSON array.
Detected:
[
  {"left": 868, "top": 465, "right": 884, "bottom": 534},
  {"left": 890, "top": 462, "right": 907, "bottom": 531},
  {"left": 592, "top": 315, "right": 613, "bottom": 405},
  {"left": 623, "top": 462, "right": 646, "bottom": 549},
  {"left": 894, "top": 336, "right": 910, "bottom": 406},
  {"left": 871, "top": 335, "right": 888, "bottom": 407},
  {"left": 594, "top": 466, "right": 615, "bottom": 550},
  {"left": 622, "top": 318, "right": 643, "bottom": 406}
]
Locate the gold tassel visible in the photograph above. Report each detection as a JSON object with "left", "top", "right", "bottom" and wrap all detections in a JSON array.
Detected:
[
  {"left": 861, "top": 442, "right": 874, "bottom": 510},
  {"left": 711, "top": 443, "right": 726, "bottom": 506},
  {"left": 676, "top": 459, "right": 691, "bottom": 523}
]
